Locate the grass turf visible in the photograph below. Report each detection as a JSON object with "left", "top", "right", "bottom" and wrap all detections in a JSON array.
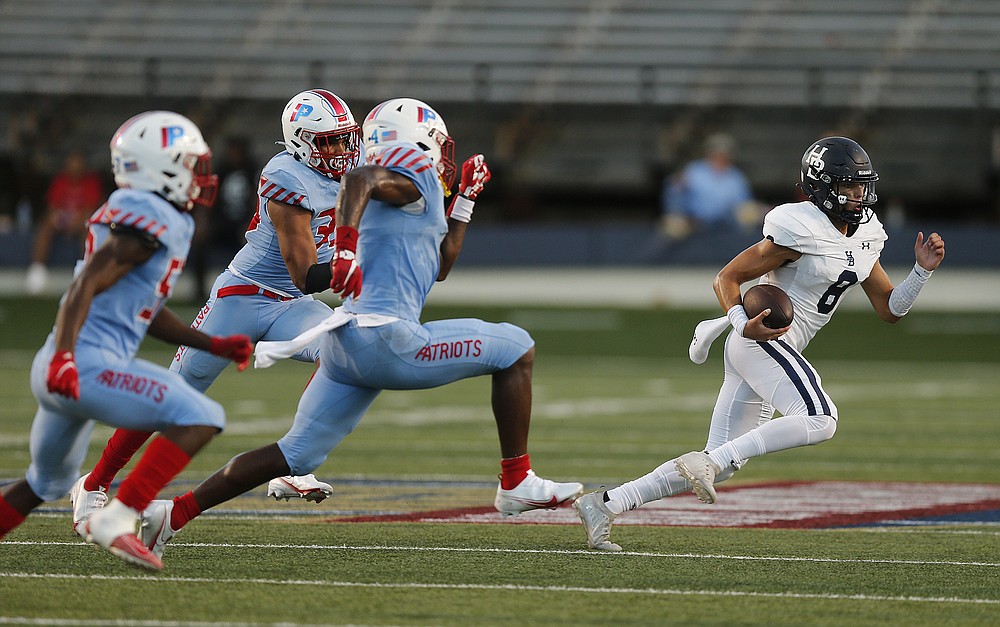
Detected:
[{"left": 1, "top": 296, "right": 998, "bottom": 625}]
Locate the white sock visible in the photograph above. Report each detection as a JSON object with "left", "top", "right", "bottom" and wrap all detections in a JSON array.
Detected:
[
  {"left": 689, "top": 316, "right": 731, "bottom": 364},
  {"left": 708, "top": 414, "right": 837, "bottom": 471},
  {"left": 605, "top": 459, "right": 690, "bottom": 514}
]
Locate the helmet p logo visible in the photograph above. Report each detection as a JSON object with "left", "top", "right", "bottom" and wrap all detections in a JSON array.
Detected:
[
  {"left": 161, "top": 126, "right": 186, "bottom": 147},
  {"left": 290, "top": 103, "right": 314, "bottom": 122},
  {"left": 417, "top": 107, "right": 436, "bottom": 123}
]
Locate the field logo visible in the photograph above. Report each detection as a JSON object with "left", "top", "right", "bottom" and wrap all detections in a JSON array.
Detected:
[{"left": 161, "top": 126, "right": 186, "bottom": 147}]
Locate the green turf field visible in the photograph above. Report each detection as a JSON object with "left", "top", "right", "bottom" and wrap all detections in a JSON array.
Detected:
[{"left": 1, "top": 295, "right": 998, "bottom": 625}]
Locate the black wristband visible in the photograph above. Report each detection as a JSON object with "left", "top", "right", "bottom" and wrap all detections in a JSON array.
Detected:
[{"left": 304, "top": 263, "right": 333, "bottom": 294}]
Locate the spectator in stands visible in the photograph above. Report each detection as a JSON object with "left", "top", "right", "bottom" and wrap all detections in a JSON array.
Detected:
[
  {"left": 188, "top": 137, "right": 259, "bottom": 301},
  {"left": 25, "top": 150, "right": 103, "bottom": 294},
  {"left": 660, "top": 133, "right": 755, "bottom": 240}
]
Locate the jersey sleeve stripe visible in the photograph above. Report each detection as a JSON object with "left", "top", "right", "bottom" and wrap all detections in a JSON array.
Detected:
[
  {"left": 376, "top": 147, "right": 403, "bottom": 166},
  {"left": 402, "top": 153, "right": 431, "bottom": 170},
  {"left": 388, "top": 148, "right": 417, "bottom": 167},
  {"left": 279, "top": 190, "right": 300, "bottom": 204}
]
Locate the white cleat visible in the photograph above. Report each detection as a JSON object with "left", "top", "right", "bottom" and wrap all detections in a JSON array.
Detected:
[
  {"left": 674, "top": 451, "right": 721, "bottom": 504},
  {"left": 494, "top": 470, "right": 583, "bottom": 517},
  {"left": 82, "top": 499, "right": 162, "bottom": 571},
  {"left": 573, "top": 491, "right": 622, "bottom": 552},
  {"left": 688, "top": 316, "right": 730, "bottom": 364},
  {"left": 139, "top": 499, "right": 177, "bottom": 559},
  {"left": 69, "top": 473, "right": 108, "bottom": 539},
  {"left": 266, "top": 474, "right": 333, "bottom": 502}
]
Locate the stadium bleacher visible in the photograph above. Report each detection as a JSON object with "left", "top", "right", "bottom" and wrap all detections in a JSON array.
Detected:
[{"left": 1, "top": 0, "right": 999, "bottom": 258}]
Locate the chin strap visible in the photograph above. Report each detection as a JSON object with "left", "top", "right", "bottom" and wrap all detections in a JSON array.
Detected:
[{"left": 888, "top": 263, "right": 933, "bottom": 317}]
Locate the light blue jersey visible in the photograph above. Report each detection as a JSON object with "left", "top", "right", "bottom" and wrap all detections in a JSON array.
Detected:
[
  {"left": 71, "top": 189, "right": 194, "bottom": 358},
  {"left": 229, "top": 152, "right": 341, "bottom": 297},
  {"left": 274, "top": 145, "right": 534, "bottom": 474},
  {"left": 28, "top": 189, "right": 224, "bottom": 501},
  {"left": 172, "top": 152, "right": 341, "bottom": 390},
  {"left": 341, "top": 144, "right": 447, "bottom": 322}
]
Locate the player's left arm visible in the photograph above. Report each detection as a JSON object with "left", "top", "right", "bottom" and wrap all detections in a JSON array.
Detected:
[
  {"left": 148, "top": 308, "right": 253, "bottom": 370},
  {"left": 862, "top": 231, "right": 945, "bottom": 323},
  {"left": 147, "top": 307, "right": 213, "bottom": 350},
  {"left": 439, "top": 155, "right": 490, "bottom": 281},
  {"left": 267, "top": 198, "right": 325, "bottom": 294}
]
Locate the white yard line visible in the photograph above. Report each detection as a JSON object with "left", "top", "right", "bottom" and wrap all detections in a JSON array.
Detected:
[
  {"left": 0, "top": 571, "right": 997, "bottom": 607},
  {"left": 5, "top": 540, "right": 999, "bottom": 568}
]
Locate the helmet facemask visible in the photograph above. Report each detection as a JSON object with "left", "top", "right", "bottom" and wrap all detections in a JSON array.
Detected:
[
  {"left": 303, "top": 126, "right": 362, "bottom": 179},
  {"left": 429, "top": 128, "right": 457, "bottom": 192},
  {"left": 188, "top": 152, "right": 219, "bottom": 208}
]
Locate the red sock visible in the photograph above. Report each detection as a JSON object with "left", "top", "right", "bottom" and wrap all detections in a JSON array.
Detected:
[
  {"left": 0, "top": 494, "right": 27, "bottom": 539},
  {"left": 170, "top": 491, "right": 201, "bottom": 531},
  {"left": 116, "top": 436, "right": 191, "bottom": 513},
  {"left": 500, "top": 453, "right": 531, "bottom": 490},
  {"left": 86, "top": 429, "right": 154, "bottom": 491}
]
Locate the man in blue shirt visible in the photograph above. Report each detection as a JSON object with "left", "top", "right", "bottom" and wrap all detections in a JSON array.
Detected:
[{"left": 661, "top": 133, "right": 753, "bottom": 238}]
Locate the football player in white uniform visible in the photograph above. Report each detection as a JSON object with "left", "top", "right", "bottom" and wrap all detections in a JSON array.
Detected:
[{"left": 575, "top": 137, "right": 945, "bottom": 551}]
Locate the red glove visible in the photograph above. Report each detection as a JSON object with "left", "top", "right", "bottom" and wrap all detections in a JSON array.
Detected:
[
  {"left": 47, "top": 351, "right": 80, "bottom": 400},
  {"left": 209, "top": 335, "right": 253, "bottom": 371},
  {"left": 330, "top": 225, "right": 363, "bottom": 300},
  {"left": 459, "top": 154, "right": 491, "bottom": 200}
]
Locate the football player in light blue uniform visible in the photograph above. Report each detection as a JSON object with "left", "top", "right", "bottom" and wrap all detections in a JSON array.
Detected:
[
  {"left": 67, "top": 91, "right": 360, "bottom": 526},
  {"left": 0, "top": 112, "right": 252, "bottom": 570},
  {"left": 575, "top": 137, "right": 946, "bottom": 551},
  {"left": 139, "top": 98, "right": 583, "bottom": 559}
]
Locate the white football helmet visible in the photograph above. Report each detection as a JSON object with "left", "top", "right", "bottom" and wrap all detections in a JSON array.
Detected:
[
  {"left": 363, "top": 98, "right": 457, "bottom": 191},
  {"left": 279, "top": 89, "right": 361, "bottom": 178},
  {"left": 110, "top": 111, "right": 218, "bottom": 210}
]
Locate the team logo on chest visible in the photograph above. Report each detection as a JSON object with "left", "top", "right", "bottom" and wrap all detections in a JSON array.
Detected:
[{"left": 845, "top": 251, "right": 855, "bottom": 267}]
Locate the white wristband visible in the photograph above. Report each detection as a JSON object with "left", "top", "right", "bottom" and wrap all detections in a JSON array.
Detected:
[
  {"left": 888, "top": 262, "right": 933, "bottom": 317},
  {"left": 449, "top": 195, "right": 475, "bottom": 223},
  {"left": 727, "top": 304, "right": 749, "bottom": 338}
]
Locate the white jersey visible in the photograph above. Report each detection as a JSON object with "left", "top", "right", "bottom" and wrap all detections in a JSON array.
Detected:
[{"left": 760, "top": 201, "right": 887, "bottom": 351}]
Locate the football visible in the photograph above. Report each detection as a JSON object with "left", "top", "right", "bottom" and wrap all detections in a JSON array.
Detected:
[{"left": 742, "top": 284, "right": 794, "bottom": 329}]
